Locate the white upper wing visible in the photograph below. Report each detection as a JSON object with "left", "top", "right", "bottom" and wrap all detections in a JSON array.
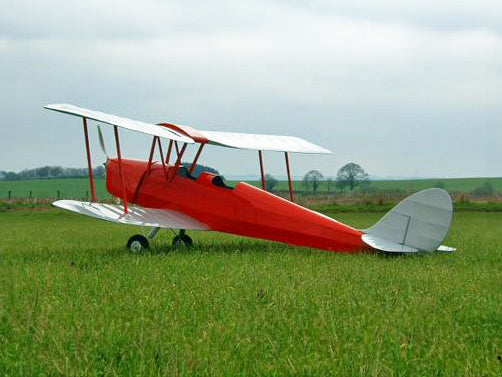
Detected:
[
  {"left": 53, "top": 200, "right": 210, "bottom": 230},
  {"left": 45, "top": 104, "right": 194, "bottom": 143},
  {"left": 200, "top": 130, "right": 331, "bottom": 154}
]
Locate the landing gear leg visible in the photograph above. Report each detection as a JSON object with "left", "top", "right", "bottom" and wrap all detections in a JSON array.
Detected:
[
  {"left": 147, "top": 227, "right": 160, "bottom": 240},
  {"left": 172, "top": 229, "right": 193, "bottom": 248}
]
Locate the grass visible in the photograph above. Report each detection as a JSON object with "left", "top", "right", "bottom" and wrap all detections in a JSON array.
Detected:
[
  {"left": 0, "top": 209, "right": 501, "bottom": 375},
  {"left": 2, "top": 176, "right": 502, "bottom": 199}
]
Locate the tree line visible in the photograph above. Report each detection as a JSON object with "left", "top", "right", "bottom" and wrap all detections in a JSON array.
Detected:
[
  {"left": 266, "top": 163, "right": 500, "bottom": 197},
  {"left": 265, "top": 162, "right": 370, "bottom": 194},
  {"left": 0, "top": 163, "right": 220, "bottom": 182},
  {"left": 0, "top": 166, "right": 106, "bottom": 181}
]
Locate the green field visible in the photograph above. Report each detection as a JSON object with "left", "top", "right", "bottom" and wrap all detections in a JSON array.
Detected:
[
  {"left": 0, "top": 178, "right": 110, "bottom": 200},
  {"left": 1, "top": 176, "right": 501, "bottom": 199},
  {"left": 0, "top": 209, "right": 500, "bottom": 375},
  {"left": 239, "top": 177, "right": 502, "bottom": 194}
]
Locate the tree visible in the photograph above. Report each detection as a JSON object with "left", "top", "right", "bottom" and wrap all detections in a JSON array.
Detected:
[
  {"left": 5, "top": 172, "right": 18, "bottom": 181},
  {"left": 358, "top": 179, "right": 374, "bottom": 194},
  {"left": 434, "top": 181, "right": 445, "bottom": 189},
  {"left": 93, "top": 166, "right": 106, "bottom": 178},
  {"left": 264, "top": 174, "right": 278, "bottom": 192},
  {"left": 336, "top": 163, "right": 368, "bottom": 191},
  {"left": 326, "top": 177, "right": 334, "bottom": 193},
  {"left": 37, "top": 166, "right": 50, "bottom": 178},
  {"left": 336, "top": 179, "right": 348, "bottom": 193},
  {"left": 303, "top": 170, "right": 324, "bottom": 195},
  {"left": 472, "top": 181, "right": 495, "bottom": 197},
  {"left": 50, "top": 166, "right": 64, "bottom": 177}
]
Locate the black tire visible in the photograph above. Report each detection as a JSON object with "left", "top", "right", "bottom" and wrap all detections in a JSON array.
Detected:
[
  {"left": 172, "top": 234, "right": 193, "bottom": 248},
  {"left": 127, "top": 234, "right": 150, "bottom": 252}
]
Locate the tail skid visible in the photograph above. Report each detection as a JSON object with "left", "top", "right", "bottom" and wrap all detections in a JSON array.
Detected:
[{"left": 362, "top": 188, "right": 455, "bottom": 253}]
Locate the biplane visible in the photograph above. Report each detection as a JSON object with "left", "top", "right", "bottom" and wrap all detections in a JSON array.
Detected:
[{"left": 45, "top": 104, "right": 455, "bottom": 254}]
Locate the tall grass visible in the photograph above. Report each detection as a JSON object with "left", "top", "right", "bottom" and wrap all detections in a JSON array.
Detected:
[{"left": 0, "top": 210, "right": 501, "bottom": 375}]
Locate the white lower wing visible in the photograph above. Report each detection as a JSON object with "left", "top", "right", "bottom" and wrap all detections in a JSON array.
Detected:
[{"left": 53, "top": 200, "right": 210, "bottom": 230}]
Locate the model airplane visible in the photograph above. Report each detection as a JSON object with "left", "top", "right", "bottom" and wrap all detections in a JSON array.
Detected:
[{"left": 45, "top": 104, "right": 455, "bottom": 254}]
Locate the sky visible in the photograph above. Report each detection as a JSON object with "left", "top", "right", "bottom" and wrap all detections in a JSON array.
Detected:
[{"left": 1, "top": 0, "right": 501, "bottom": 179}]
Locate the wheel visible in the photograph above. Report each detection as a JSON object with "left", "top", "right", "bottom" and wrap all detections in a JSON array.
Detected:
[
  {"left": 172, "top": 234, "right": 193, "bottom": 248},
  {"left": 127, "top": 234, "right": 149, "bottom": 252}
]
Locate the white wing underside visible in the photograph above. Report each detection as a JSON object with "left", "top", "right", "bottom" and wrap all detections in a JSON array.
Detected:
[
  {"left": 53, "top": 200, "right": 210, "bottom": 230},
  {"left": 45, "top": 104, "right": 194, "bottom": 143}
]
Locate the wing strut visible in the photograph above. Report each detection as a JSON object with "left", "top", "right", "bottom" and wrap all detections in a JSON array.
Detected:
[
  {"left": 113, "top": 125, "right": 128, "bottom": 214},
  {"left": 189, "top": 143, "right": 205, "bottom": 174},
  {"left": 284, "top": 152, "right": 295, "bottom": 202},
  {"left": 155, "top": 136, "right": 169, "bottom": 180},
  {"left": 132, "top": 135, "right": 163, "bottom": 203},
  {"left": 82, "top": 117, "right": 97, "bottom": 202},
  {"left": 175, "top": 143, "right": 188, "bottom": 167},
  {"left": 165, "top": 140, "right": 173, "bottom": 164},
  {"left": 258, "top": 150, "right": 266, "bottom": 190}
]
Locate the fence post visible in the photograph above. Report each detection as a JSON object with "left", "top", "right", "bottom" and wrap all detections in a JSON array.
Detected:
[
  {"left": 86, "top": 190, "right": 89, "bottom": 199},
  {"left": 8, "top": 190, "right": 11, "bottom": 199},
  {"left": 57, "top": 190, "right": 60, "bottom": 199}
]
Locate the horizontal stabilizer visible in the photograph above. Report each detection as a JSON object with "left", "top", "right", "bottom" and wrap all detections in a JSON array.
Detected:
[
  {"left": 362, "top": 188, "right": 454, "bottom": 253},
  {"left": 437, "top": 245, "right": 456, "bottom": 253},
  {"left": 362, "top": 234, "right": 419, "bottom": 253},
  {"left": 45, "top": 104, "right": 194, "bottom": 143},
  {"left": 53, "top": 200, "right": 210, "bottom": 230}
]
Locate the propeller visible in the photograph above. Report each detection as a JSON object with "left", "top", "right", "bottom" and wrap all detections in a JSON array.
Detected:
[{"left": 97, "top": 125, "right": 109, "bottom": 160}]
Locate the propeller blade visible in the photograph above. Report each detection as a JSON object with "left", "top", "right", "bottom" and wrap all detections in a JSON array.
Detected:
[{"left": 97, "top": 125, "right": 109, "bottom": 159}]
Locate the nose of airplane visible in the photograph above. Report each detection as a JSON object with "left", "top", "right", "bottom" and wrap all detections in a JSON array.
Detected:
[{"left": 105, "top": 159, "right": 149, "bottom": 202}]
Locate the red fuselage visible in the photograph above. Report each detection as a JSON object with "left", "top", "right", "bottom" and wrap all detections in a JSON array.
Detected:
[{"left": 106, "top": 159, "right": 368, "bottom": 253}]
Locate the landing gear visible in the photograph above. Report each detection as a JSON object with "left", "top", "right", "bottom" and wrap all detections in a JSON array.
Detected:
[
  {"left": 127, "top": 234, "right": 149, "bottom": 252},
  {"left": 172, "top": 229, "right": 193, "bottom": 248},
  {"left": 126, "top": 227, "right": 159, "bottom": 252},
  {"left": 126, "top": 228, "right": 193, "bottom": 252}
]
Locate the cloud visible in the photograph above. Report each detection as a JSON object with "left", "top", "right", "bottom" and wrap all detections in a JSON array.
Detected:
[
  {"left": 0, "top": 0, "right": 500, "bottom": 177},
  {"left": 271, "top": 0, "right": 502, "bottom": 33}
]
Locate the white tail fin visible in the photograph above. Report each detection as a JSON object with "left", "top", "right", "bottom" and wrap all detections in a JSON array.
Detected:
[{"left": 362, "top": 188, "right": 455, "bottom": 253}]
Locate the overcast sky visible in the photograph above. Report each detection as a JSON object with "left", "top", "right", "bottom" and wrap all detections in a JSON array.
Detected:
[{"left": 1, "top": 0, "right": 501, "bottom": 179}]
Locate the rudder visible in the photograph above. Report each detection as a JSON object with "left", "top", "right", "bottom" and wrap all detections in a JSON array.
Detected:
[{"left": 362, "top": 188, "right": 454, "bottom": 253}]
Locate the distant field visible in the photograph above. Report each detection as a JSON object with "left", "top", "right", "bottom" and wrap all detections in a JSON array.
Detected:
[
  {"left": 236, "top": 177, "right": 502, "bottom": 193},
  {"left": 0, "top": 210, "right": 500, "bottom": 375},
  {"left": 1, "top": 176, "right": 501, "bottom": 199},
  {"left": 0, "top": 178, "right": 109, "bottom": 199},
  {"left": 367, "top": 177, "right": 502, "bottom": 193}
]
